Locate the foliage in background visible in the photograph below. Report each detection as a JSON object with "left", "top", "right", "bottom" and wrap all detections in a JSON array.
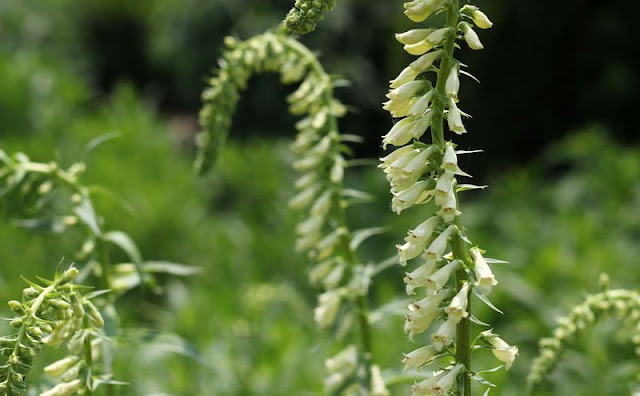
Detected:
[{"left": 1, "top": 1, "right": 639, "bottom": 394}]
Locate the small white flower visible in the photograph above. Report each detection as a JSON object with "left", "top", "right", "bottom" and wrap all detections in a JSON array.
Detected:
[
  {"left": 441, "top": 142, "right": 470, "bottom": 176},
  {"left": 396, "top": 29, "right": 434, "bottom": 45},
  {"left": 404, "top": 260, "right": 438, "bottom": 295},
  {"left": 462, "top": 5, "right": 493, "bottom": 29},
  {"left": 314, "top": 289, "right": 343, "bottom": 328},
  {"left": 434, "top": 170, "right": 455, "bottom": 197},
  {"left": 390, "top": 66, "right": 421, "bottom": 89},
  {"left": 402, "top": 345, "right": 438, "bottom": 371},
  {"left": 310, "top": 191, "right": 333, "bottom": 216},
  {"left": 40, "top": 379, "right": 82, "bottom": 396},
  {"left": 430, "top": 364, "right": 464, "bottom": 395},
  {"left": 431, "top": 318, "right": 457, "bottom": 351},
  {"left": 445, "top": 64, "right": 460, "bottom": 100},
  {"left": 371, "top": 365, "right": 390, "bottom": 396},
  {"left": 470, "top": 247, "right": 498, "bottom": 295},
  {"left": 425, "top": 259, "right": 461, "bottom": 295},
  {"left": 397, "top": 216, "right": 441, "bottom": 264},
  {"left": 403, "top": 0, "right": 448, "bottom": 23},
  {"left": 380, "top": 144, "right": 416, "bottom": 167},
  {"left": 411, "top": 370, "right": 445, "bottom": 396},
  {"left": 325, "top": 345, "right": 358, "bottom": 373},
  {"left": 459, "top": 22, "right": 484, "bottom": 50},
  {"left": 289, "top": 183, "right": 322, "bottom": 209},
  {"left": 391, "top": 180, "right": 433, "bottom": 214},
  {"left": 44, "top": 357, "right": 79, "bottom": 377},
  {"left": 404, "top": 290, "right": 451, "bottom": 338},
  {"left": 423, "top": 225, "right": 456, "bottom": 267},
  {"left": 444, "top": 282, "right": 470, "bottom": 323},
  {"left": 481, "top": 330, "right": 519, "bottom": 370},
  {"left": 447, "top": 99, "right": 467, "bottom": 134},
  {"left": 403, "top": 28, "right": 453, "bottom": 56},
  {"left": 409, "top": 91, "right": 436, "bottom": 116},
  {"left": 436, "top": 188, "right": 461, "bottom": 222},
  {"left": 410, "top": 50, "right": 443, "bottom": 72},
  {"left": 383, "top": 114, "right": 432, "bottom": 148}
]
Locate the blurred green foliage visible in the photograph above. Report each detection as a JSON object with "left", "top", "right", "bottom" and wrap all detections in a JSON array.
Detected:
[{"left": 0, "top": 1, "right": 639, "bottom": 395}]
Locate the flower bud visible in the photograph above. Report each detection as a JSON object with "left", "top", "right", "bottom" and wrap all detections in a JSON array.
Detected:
[
  {"left": 461, "top": 5, "right": 493, "bottom": 29},
  {"left": 470, "top": 247, "right": 498, "bottom": 295},
  {"left": 459, "top": 22, "right": 483, "bottom": 50},
  {"left": 314, "top": 289, "right": 343, "bottom": 328},
  {"left": 44, "top": 356, "right": 79, "bottom": 377},
  {"left": 86, "top": 302, "right": 104, "bottom": 328},
  {"left": 40, "top": 379, "right": 82, "bottom": 396},
  {"left": 444, "top": 282, "right": 470, "bottom": 322},
  {"left": 7, "top": 300, "right": 22, "bottom": 313},
  {"left": 445, "top": 64, "right": 460, "bottom": 100},
  {"left": 425, "top": 259, "right": 461, "bottom": 295},
  {"left": 446, "top": 99, "right": 467, "bottom": 134},
  {"left": 431, "top": 318, "right": 457, "bottom": 351},
  {"left": 481, "top": 330, "right": 518, "bottom": 369},
  {"left": 423, "top": 225, "right": 456, "bottom": 266},
  {"left": 391, "top": 180, "right": 433, "bottom": 214},
  {"left": 395, "top": 29, "right": 433, "bottom": 45},
  {"left": 404, "top": 0, "right": 448, "bottom": 23},
  {"left": 431, "top": 364, "right": 464, "bottom": 394},
  {"left": 62, "top": 267, "right": 79, "bottom": 282},
  {"left": 402, "top": 345, "right": 438, "bottom": 371}
]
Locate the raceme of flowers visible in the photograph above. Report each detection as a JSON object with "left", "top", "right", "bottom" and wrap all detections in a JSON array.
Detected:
[
  {"left": 380, "top": 1, "right": 517, "bottom": 394},
  {"left": 195, "top": 31, "right": 389, "bottom": 394},
  {"left": 0, "top": 268, "right": 106, "bottom": 396},
  {"left": 527, "top": 284, "right": 640, "bottom": 394}
]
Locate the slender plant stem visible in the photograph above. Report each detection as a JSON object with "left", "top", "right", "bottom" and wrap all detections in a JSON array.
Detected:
[{"left": 430, "top": 2, "right": 472, "bottom": 395}]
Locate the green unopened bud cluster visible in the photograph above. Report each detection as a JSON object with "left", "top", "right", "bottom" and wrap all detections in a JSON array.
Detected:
[
  {"left": 0, "top": 150, "right": 90, "bottom": 236},
  {"left": 527, "top": 288, "right": 640, "bottom": 393},
  {"left": 0, "top": 268, "right": 105, "bottom": 396},
  {"left": 284, "top": 0, "right": 338, "bottom": 34},
  {"left": 381, "top": 1, "right": 516, "bottom": 394}
]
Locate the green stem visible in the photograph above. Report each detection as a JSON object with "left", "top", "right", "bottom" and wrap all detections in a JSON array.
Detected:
[{"left": 431, "top": 2, "right": 472, "bottom": 395}]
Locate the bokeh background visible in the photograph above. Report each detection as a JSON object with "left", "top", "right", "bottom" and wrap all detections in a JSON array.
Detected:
[{"left": 0, "top": 0, "right": 638, "bottom": 395}]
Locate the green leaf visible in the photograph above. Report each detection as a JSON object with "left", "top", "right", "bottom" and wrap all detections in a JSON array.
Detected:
[
  {"left": 102, "top": 231, "right": 142, "bottom": 264},
  {"left": 484, "top": 258, "right": 510, "bottom": 264},
  {"left": 84, "top": 132, "right": 121, "bottom": 157},
  {"left": 12, "top": 217, "right": 67, "bottom": 233},
  {"left": 457, "top": 184, "right": 488, "bottom": 192},
  {"left": 470, "top": 373, "right": 496, "bottom": 387},
  {"left": 469, "top": 313, "right": 491, "bottom": 327},
  {"left": 73, "top": 197, "right": 101, "bottom": 235},
  {"left": 142, "top": 261, "right": 200, "bottom": 276},
  {"left": 371, "top": 255, "right": 401, "bottom": 276},
  {"left": 476, "top": 365, "right": 504, "bottom": 375},
  {"left": 473, "top": 287, "right": 504, "bottom": 314},
  {"left": 350, "top": 227, "right": 388, "bottom": 251}
]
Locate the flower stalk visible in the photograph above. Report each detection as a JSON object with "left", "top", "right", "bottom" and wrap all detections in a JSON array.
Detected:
[{"left": 382, "top": 1, "right": 515, "bottom": 394}]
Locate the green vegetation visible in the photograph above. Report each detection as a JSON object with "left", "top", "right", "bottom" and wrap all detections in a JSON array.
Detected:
[{"left": 0, "top": 1, "right": 638, "bottom": 395}]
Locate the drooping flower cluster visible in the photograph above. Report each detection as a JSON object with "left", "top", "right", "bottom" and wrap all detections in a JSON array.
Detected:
[
  {"left": 527, "top": 287, "right": 640, "bottom": 393},
  {"left": 0, "top": 268, "right": 105, "bottom": 396},
  {"left": 196, "top": 31, "right": 388, "bottom": 394},
  {"left": 380, "top": 1, "right": 516, "bottom": 394}
]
